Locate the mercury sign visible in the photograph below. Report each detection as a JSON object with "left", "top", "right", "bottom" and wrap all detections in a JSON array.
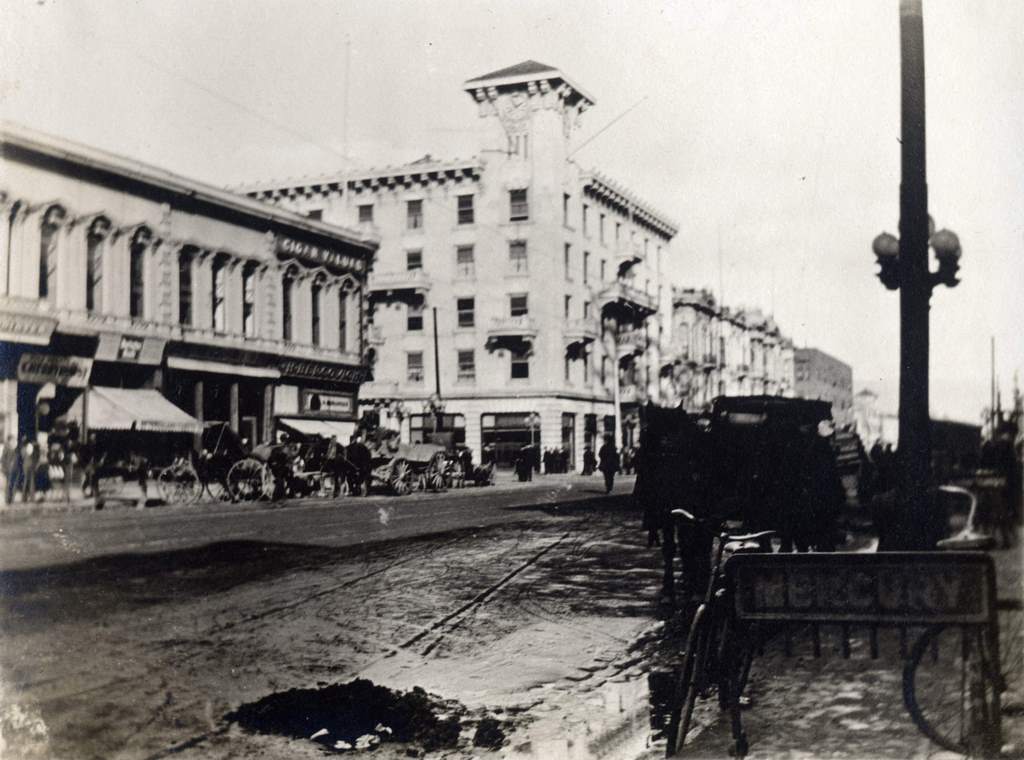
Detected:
[{"left": 17, "top": 354, "right": 93, "bottom": 388}]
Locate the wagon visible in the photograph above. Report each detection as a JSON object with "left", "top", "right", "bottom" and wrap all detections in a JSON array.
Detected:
[
  {"left": 155, "top": 422, "right": 272, "bottom": 504},
  {"left": 364, "top": 432, "right": 447, "bottom": 495}
]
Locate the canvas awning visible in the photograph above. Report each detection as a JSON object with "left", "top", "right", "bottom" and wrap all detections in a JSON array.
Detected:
[
  {"left": 277, "top": 417, "right": 356, "bottom": 441},
  {"left": 67, "top": 387, "right": 202, "bottom": 434}
]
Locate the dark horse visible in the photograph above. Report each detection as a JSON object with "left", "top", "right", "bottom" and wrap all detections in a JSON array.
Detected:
[{"left": 635, "top": 398, "right": 844, "bottom": 603}]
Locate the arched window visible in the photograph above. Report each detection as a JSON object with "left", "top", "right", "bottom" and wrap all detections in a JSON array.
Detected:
[
  {"left": 39, "top": 205, "right": 66, "bottom": 300},
  {"left": 338, "top": 287, "right": 348, "bottom": 352},
  {"left": 178, "top": 247, "right": 195, "bottom": 326},
  {"left": 211, "top": 255, "right": 228, "bottom": 333},
  {"left": 129, "top": 227, "right": 151, "bottom": 319},
  {"left": 86, "top": 216, "right": 110, "bottom": 312},
  {"left": 311, "top": 275, "right": 325, "bottom": 347},
  {"left": 242, "top": 262, "right": 258, "bottom": 337},
  {"left": 281, "top": 267, "right": 296, "bottom": 341}
]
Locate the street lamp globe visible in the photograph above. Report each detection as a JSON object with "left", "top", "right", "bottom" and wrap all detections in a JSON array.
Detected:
[
  {"left": 872, "top": 232, "right": 900, "bottom": 258},
  {"left": 930, "top": 229, "right": 961, "bottom": 263}
]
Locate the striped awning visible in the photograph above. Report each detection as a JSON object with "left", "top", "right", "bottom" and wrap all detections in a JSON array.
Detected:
[{"left": 67, "top": 387, "right": 202, "bottom": 434}]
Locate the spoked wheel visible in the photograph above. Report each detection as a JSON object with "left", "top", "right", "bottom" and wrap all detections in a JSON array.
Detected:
[
  {"left": 425, "top": 452, "right": 447, "bottom": 491},
  {"left": 156, "top": 463, "right": 201, "bottom": 505},
  {"left": 227, "top": 458, "right": 272, "bottom": 502},
  {"left": 903, "top": 624, "right": 1001, "bottom": 755},
  {"left": 390, "top": 458, "right": 412, "bottom": 495},
  {"left": 665, "top": 604, "right": 712, "bottom": 756}
]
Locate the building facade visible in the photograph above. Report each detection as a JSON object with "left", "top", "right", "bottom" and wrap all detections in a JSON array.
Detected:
[
  {"left": 665, "top": 286, "right": 794, "bottom": 411},
  {"left": 793, "top": 347, "right": 853, "bottom": 425},
  {"left": 246, "top": 61, "right": 678, "bottom": 469},
  {"left": 0, "top": 124, "right": 376, "bottom": 449}
]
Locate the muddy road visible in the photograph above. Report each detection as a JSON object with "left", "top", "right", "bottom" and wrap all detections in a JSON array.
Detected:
[{"left": 0, "top": 488, "right": 668, "bottom": 759}]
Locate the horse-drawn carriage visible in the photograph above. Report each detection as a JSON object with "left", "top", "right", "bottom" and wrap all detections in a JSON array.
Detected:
[
  {"left": 155, "top": 422, "right": 271, "bottom": 503},
  {"left": 637, "top": 395, "right": 847, "bottom": 600},
  {"left": 361, "top": 428, "right": 448, "bottom": 495}
]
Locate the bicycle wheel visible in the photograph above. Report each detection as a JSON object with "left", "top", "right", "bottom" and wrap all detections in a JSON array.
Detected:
[
  {"left": 665, "top": 604, "right": 712, "bottom": 757},
  {"left": 904, "top": 624, "right": 1000, "bottom": 754}
]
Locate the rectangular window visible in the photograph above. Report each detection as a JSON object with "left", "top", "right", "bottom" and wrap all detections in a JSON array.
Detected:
[
  {"left": 583, "top": 300, "right": 591, "bottom": 319},
  {"left": 508, "top": 240, "right": 528, "bottom": 273},
  {"left": 615, "top": 221, "right": 622, "bottom": 242},
  {"left": 282, "top": 275, "right": 293, "bottom": 341},
  {"left": 178, "top": 252, "right": 193, "bottom": 326},
  {"left": 129, "top": 246, "right": 145, "bottom": 319},
  {"left": 564, "top": 294, "right": 571, "bottom": 319},
  {"left": 510, "top": 347, "right": 530, "bottom": 379},
  {"left": 407, "top": 302, "right": 424, "bottom": 331},
  {"left": 406, "top": 199, "right": 423, "bottom": 230},
  {"left": 456, "top": 245, "right": 474, "bottom": 277},
  {"left": 456, "top": 297, "right": 475, "bottom": 328},
  {"left": 565, "top": 354, "right": 572, "bottom": 382},
  {"left": 509, "top": 293, "right": 528, "bottom": 317},
  {"left": 457, "top": 350, "right": 476, "bottom": 382},
  {"left": 306, "top": 209, "right": 323, "bottom": 221},
  {"left": 583, "top": 251, "right": 590, "bottom": 284},
  {"left": 338, "top": 291, "right": 347, "bottom": 351},
  {"left": 509, "top": 189, "right": 529, "bottom": 221},
  {"left": 582, "top": 203, "right": 589, "bottom": 235},
  {"left": 599, "top": 213, "right": 606, "bottom": 243},
  {"left": 406, "top": 250, "right": 423, "bottom": 271},
  {"left": 457, "top": 194, "right": 474, "bottom": 225},
  {"left": 212, "top": 260, "right": 226, "bottom": 333},
  {"left": 600, "top": 259, "right": 606, "bottom": 281},
  {"left": 564, "top": 243, "right": 571, "bottom": 281},
  {"left": 563, "top": 193, "right": 570, "bottom": 226},
  {"left": 358, "top": 204, "right": 374, "bottom": 223},
  {"left": 242, "top": 265, "right": 257, "bottom": 337},
  {"left": 583, "top": 349, "right": 589, "bottom": 382},
  {"left": 407, "top": 351, "right": 424, "bottom": 383}
]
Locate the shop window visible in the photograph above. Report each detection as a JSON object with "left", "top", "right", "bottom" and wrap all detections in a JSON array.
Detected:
[
  {"left": 407, "top": 351, "right": 424, "bottom": 383},
  {"left": 129, "top": 228, "right": 150, "bottom": 319},
  {"left": 178, "top": 248, "right": 194, "bottom": 326},
  {"left": 457, "top": 350, "right": 475, "bottom": 382},
  {"left": 338, "top": 290, "right": 348, "bottom": 351},
  {"left": 457, "top": 194, "right": 474, "bottom": 225},
  {"left": 242, "top": 262, "right": 258, "bottom": 337},
  {"left": 509, "top": 293, "right": 528, "bottom": 318},
  {"left": 407, "top": 302, "right": 424, "bottom": 331},
  {"left": 86, "top": 216, "right": 109, "bottom": 312},
  {"left": 509, "top": 189, "right": 528, "bottom": 222},
  {"left": 311, "top": 277, "right": 324, "bottom": 346},
  {"left": 212, "top": 256, "right": 227, "bottom": 333},
  {"left": 510, "top": 347, "right": 530, "bottom": 379},
  {"left": 456, "top": 297, "right": 475, "bottom": 328},
  {"left": 508, "top": 241, "right": 527, "bottom": 273},
  {"left": 410, "top": 413, "right": 465, "bottom": 445},
  {"left": 282, "top": 268, "right": 295, "bottom": 341},
  {"left": 358, "top": 204, "right": 373, "bottom": 223},
  {"left": 456, "top": 245, "right": 474, "bottom": 277},
  {"left": 406, "top": 250, "right": 423, "bottom": 271},
  {"left": 39, "top": 205, "right": 65, "bottom": 301},
  {"left": 406, "top": 199, "right": 423, "bottom": 230}
]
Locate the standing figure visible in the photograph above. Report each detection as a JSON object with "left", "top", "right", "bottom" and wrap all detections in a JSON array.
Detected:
[
  {"left": 20, "top": 436, "right": 38, "bottom": 503},
  {"left": 48, "top": 441, "right": 70, "bottom": 502},
  {"left": 598, "top": 435, "right": 619, "bottom": 494},
  {"left": 582, "top": 447, "right": 596, "bottom": 476},
  {"left": 346, "top": 434, "right": 372, "bottom": 496},
  {"left": 1, "top": 436, "right": 19, "bottom": 504}
]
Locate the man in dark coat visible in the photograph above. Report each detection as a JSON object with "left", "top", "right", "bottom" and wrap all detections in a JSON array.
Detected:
[
  {"left": 598, "top": 435, "right": 619, "bottom": 494},
  {"left": 346, "top": 434, "right": 372, "bottom": 496},
  {"left": 2, "top": 436, "right": 19, "bottom": 505},
  {"left": 582, "top": 447, "right": 596, "bottom": 476}
]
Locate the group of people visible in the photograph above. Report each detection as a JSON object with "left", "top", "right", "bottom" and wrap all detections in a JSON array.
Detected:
[{"left": 1, "top": 435, "right": 80, "bottom": 505}]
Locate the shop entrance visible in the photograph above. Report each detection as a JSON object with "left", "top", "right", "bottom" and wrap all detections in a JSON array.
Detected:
[{"left": 480, "top": 412, "right": 539, "bottom": 469}]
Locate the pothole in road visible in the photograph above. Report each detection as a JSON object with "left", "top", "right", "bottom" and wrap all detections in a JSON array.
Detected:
[{"left": 226, "top": 678, "right": 510, "bottom": 754}]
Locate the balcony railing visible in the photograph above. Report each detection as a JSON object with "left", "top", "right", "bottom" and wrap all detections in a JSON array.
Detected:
[
  {"left": 367, "top": 269, "right": 432, "bottom": 295},
  {"left": 487, "top": 315, "right": 539, "bottom": 341},
  {"left": 598, "top": 281, "right": 657, "bottom": 316},
  {"left": 616, "top": 329, "right": 646, "bottom": 355},
  {"left": 563, "top": 318, "right": 599, "bottom": 345}
]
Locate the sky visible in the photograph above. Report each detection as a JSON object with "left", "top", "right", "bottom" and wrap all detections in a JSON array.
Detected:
[{"left": 2, "top": 0, "right": 1021, "bottom": 425}]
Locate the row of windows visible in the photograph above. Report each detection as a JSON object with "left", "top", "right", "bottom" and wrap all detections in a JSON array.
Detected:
[
  {"left": 404, "top": 294, "right": 528, "bottom": 331},
  {"left": 404, "top": 348, "right": 621, "bottom": 385},
  {"left": 354, "top": 189, "right": 530, "bottom": 230},
  {"left": 562, "top": 193, "right": 658, "bottom": 254},
  {"left": 401, "top": 241, "right": 527, "bottom": 276}
]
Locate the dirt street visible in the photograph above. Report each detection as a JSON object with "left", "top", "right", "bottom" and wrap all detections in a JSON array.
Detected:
[{"left": 0, "top": 492, "right": 667, "bottom": 759}]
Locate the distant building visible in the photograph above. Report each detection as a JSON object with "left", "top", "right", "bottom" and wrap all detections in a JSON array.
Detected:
[
  {"left": 666, "top": 286, "right": 794, "bottom": 411},
  {"left": 245, "top": 61, "right": 678, "bottom": 469},
  {"left": 793, "top": 348, "right": 853, "bottom": 425},
  {"left": 853, "top": 388, "right": 897, "bottom": 446},
  {"left": 1, "top": 124, "right": 375, "bottom": 447}
]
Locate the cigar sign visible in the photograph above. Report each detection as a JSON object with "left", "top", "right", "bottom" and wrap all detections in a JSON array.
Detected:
[
  {"left": 277, "top": 236, "right": 366, "bottom": 273},
  {"left": 17, "top": 354, "right": 93, "bottom": 388}
]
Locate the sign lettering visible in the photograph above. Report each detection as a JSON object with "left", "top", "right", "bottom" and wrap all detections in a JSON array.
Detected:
[
  {"left": 279, "top": 358, "right": 371, "bottom": 385},
  {"left": 17, "top": 354, "right": 93, "bottom": 388},
  {"left": 301, "top": 390, "right": 355, "bottom": 417},
  {"left": 95, "top": 334, "right": 166, "bottom": 365},
  {"left": 0, "top": 312, "right": 58, "bottom": 346},
  {"left": 277, "top": 236, "right": 366, "bottom": 273},
  {"left": 729, "top": 553, "right": 994, "bottom": 625}
]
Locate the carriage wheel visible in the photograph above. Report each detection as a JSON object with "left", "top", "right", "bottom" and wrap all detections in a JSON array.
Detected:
[
  {"left": 157, "top": 463, "right": 201, "bottom": 505},
  {"left": 228, "top": 459, "right": 270, "bottom": 502},
  {"left": 426, "top": 452, "right": 448, "bottom": 491},
  {"left": 390, "top": 458, "right": 412, "bottom": 495}
]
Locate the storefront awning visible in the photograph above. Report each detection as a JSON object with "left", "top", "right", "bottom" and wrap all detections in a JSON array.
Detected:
[
  {"left": 67, "top": 387, "right": 202, "bottom": 434},
  {"left": 278, "top": 417, "right": 356, "bottom": 441}
]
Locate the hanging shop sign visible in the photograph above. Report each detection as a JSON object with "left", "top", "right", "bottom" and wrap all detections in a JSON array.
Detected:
[
  {"left": 276, "top": 236, "right": 366, "bottom": 273},
  {"left": 301, "top": 389, "right": 355, "bottom": 417},
  {"left": 95, "top": 333, "right": 167, "bottom": 365},
  {"left": 279, "top": 358, "right": 371, "bottom": 385},
  {"left": 17, "top": 353, "right": 93, "bottom": 388},
  {"left": 0, "top": 311, "right": 58, "bottom": 346}
]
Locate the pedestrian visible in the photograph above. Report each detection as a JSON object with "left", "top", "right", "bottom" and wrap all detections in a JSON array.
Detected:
[
  {"left": 346, "top": 434, "right": 372, "bottom": 496},
  {"left": 582, "top": 447, "right": 596, "bottom": 476},
  {"left": 47, "top": 440, "right": 70, "bottom": 502},
  {"left": 598, "top": 435, "right": 619, "bottom": 494},
  {"left": 20, "top": 436, "right": 39, "bottom": 503},
  {"left": 1, "top": 436, "right": 18, "bottom": 505}
]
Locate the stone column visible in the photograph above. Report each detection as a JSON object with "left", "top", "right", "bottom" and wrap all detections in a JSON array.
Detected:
[
  {"left": 262, "top": 384, "right": 274, "bottom": 443},
  {"left": 229, "top": 382, "right": 240, "bottom": 433}
]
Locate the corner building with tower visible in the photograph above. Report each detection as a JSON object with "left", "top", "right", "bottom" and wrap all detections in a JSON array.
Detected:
[{"left": 247, "top": 61, "right": 679, "bottom": 471}]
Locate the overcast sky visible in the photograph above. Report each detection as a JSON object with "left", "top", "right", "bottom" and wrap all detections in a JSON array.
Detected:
[{"left": 3, "top": 0, "right": 1021, "bottom": 424}]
